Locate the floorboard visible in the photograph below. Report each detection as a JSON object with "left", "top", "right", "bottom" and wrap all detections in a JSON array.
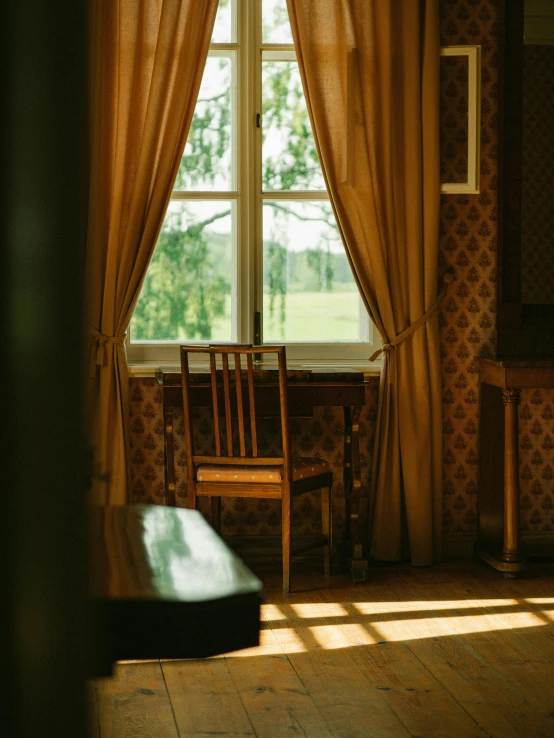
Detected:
[
  {"left": 162, "top": 659, "right": 255, "bottom": 738},
  {"left": 94, "top": 661, "right": 179, "bottom": 738},
  {"left": 226, "top": 652, "right": 333, "bottom": 738},
  {"left": 90, "top": 561, "right": 554, "bottom": 738},
  {"left": 264, "top": 585, "right": 411, "bottom": 738},
  {"left": 306, "top": 577, "right": 490, "bottom": 738},
  {"left": 389, "top": 567, "right": 554, "bottom": 737},
  {"left": 457, "top": 566, "right": 554, "bottom": 662},
  {"left": 87, "top": 681, "right": 100, "bottom": 738}
]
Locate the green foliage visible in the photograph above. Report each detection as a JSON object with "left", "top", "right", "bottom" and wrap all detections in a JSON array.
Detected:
[
  {"left": 265, "top": 237, "right": 287, "bottom": 331},
  {"left": 307, "top": 246, "right": 333, "bottom": 293},
  {"left": 261, "top": 0, "right": 292, "bottom": 44},
  {"left": 174, "top": 57, "right": 231, "bottom": 191},
  {"left": 262, "top": 62, "right": 323, "bottom": 190},
  {"left": 132, "top": 207, "right": 230, "bottom": 340}
]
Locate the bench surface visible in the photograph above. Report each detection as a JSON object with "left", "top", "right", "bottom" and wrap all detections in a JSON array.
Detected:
[{"left": 90, "top": 505, "right": 262, "bottom": 666}]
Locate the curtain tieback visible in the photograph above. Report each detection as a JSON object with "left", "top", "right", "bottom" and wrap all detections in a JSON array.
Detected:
[
  {"left": 88, "top": 325, "right": 127, "bottom": 378},
  {"left": 369, "top": 272, "right": 453, "bottom": 363}
]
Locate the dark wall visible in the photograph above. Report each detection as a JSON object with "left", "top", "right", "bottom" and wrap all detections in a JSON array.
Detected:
[
  {"left": 521, "top": 44, "right": 554, "bottom": 305},
  {"left": 1, "top": 1, "right": 90, "bottom": 736}
]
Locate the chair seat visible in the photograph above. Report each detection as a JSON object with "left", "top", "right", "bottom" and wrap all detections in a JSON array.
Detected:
[{"left": 196, "top": 456, "right": 329, "bottom": 484}]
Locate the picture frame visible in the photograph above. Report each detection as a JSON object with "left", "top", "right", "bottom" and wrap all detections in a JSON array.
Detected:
[{"left": 440, "top": 45, "right": 482, "bottom": 194}]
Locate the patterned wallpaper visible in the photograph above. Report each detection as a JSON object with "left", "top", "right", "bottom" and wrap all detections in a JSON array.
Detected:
[
  {"left": 521, "top": 44, "right": 554, "bottom": 304},
  {"left": 439, "top": 0, "right": 554, "bottom": 537},
  {"left": 128, "top": 0, "right": 554, "bottom": 544},
  {"left": 439, "top": 0, "right": 499, "bottom": 535},
  {"left": 519, "top": 389, "right": 554, "bottom": 533}
]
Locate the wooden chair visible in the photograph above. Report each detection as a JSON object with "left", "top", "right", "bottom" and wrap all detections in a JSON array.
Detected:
[{"left": 180, "top": 344, "right": 333, "bottom": 594}]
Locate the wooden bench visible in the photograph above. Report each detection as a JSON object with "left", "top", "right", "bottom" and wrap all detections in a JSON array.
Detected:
[{"left": 90, "top": 505, "right": 262, "bottom": 673}]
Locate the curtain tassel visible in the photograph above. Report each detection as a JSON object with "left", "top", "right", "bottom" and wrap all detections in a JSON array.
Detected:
[
  {"left": 369, "top": 272, "right": 453, "bottom": 363},
  {"left": 88, "top": 325, "right": 127, "bottom": 378}
]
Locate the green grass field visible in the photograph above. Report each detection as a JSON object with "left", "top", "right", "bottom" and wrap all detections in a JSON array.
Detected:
[{"left": 210, "top": 290, "right": 360, "bottom": 342}]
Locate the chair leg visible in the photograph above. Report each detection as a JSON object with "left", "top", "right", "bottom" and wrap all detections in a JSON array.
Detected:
[
  {"left": 321, "top": 485, "right": 332, "bottom": 577},
  {"left": 186, "top": 481, "right": 197, "bottom": 510},
  {"left": 211, "top": 496, "right": 221, "bottom": 533},
  {"left": 282, "top": 494, "right": 292, "bottom": 594}
]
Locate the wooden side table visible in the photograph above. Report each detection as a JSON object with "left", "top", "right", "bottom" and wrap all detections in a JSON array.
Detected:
[{"left": 478, "top": 357, "right": 554, "bottom": 574}]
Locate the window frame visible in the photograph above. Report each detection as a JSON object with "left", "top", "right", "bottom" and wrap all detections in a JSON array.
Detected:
[{"left": 127, "top": 0, "right": 381, "bottom": 368}]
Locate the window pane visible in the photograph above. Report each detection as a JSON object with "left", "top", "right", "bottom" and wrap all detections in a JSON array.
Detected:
[
  {"left": 262, "top": 61, "right": 325, "bottom": 191},
  {"left": 174, "top": 55, "right": 234, "bottom": 191},
  {"left": 262, "top": 0, "right": 293, "bottom": 44},
  {"left": 211, "top": 0, "right": 235, "bottom": 43},
  {"left": 131, "top": 202, "right": 233, "bottom": 342},
  {"left": 263, "top": 201, "right": 360, "bottom": 342}
]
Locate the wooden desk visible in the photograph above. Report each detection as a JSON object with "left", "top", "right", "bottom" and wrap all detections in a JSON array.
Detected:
[
  {"left": 157, "top": 368, "right": 372, "bottom": 579},
  {"left": 478, "top": 357, "right": 554, "bottom": 574},
  {"left": 90, "top": 505, "right": 262, "bottom": 672}
]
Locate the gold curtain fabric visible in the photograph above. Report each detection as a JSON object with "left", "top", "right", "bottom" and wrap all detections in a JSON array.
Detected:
[
  {"left": 86, "top": 0, "right": 218, "bottom": 504},
  {"left": 287, "top": 0, "right": 442, "bottom": 564}
]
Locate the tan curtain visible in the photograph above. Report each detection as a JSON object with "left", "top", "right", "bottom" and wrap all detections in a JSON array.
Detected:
[
  {"left": 287, "top": 0, "right": 442, "bottom": 564},
  {"left": 86, "top": 0, "right": 218, "bottom": 504}
]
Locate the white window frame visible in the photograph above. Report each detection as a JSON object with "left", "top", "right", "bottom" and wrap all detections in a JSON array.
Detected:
[{"left": 127, "top": 0, "right": 381, "bottom": 368}]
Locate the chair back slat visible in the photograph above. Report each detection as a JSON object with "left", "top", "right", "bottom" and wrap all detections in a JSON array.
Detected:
[
  {"left": 277, "top": 347, "right": 292, "bottom": 474},
  {"left": 221, "top": 353, "right": 233, "bottom": 456},
  {"left": 209, "top": 353, "right": 221, "bottom": 456},
  {"left": 234, "top": 353, "right": 246, "bottom": 456},
  {"left": 180, "top": 351, "right": 196, "bottom": 496},
  {"left": 246, "top": 353, "right": 258, "bottom": 457}
]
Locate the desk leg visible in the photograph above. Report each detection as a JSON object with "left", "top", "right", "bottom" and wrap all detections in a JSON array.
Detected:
[
  {"left": 164, "top": 408, "right": 176, "bottom": 507},
  {"left": 344, "top": 405, "right": 367, "bottom": 582}
]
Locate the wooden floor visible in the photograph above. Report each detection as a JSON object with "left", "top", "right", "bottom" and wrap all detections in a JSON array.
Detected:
[{"left": 89, "top": 560, "right": 554, "bottom": 738}]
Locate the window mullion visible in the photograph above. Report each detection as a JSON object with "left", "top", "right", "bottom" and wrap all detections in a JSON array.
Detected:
[
  {"left": 170, "top": 191, "right": 238, "bottom": 200},
  {"left": 253, "top": 0, "right": 263, "bottom": 346},
  {"left": 260, "top": 191, "right": 329, "bottom": 201},
  {"left": 236, "top": 0, "right": 257, "bottom": 345},
  {"left": 236, "top": 0, "right": 254, "bottom": 343}
]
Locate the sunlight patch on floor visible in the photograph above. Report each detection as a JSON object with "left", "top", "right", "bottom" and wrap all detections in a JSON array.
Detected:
[
  {"left": 353, "top": 599, "right": 520, "bottom": 615},
  {"left": 305, "top": 623, "right": 355, "bottom": 649},
  {"left": 290, "top": 603, "right": 349, "bottom": 619},
  {"left": 524, "top": 597, "right": 554, "bottom": 606},
  {"left": 333, "top": 622, "right": 377, "bottom": 646},
  {"left": 225, "top": 597, "right": 554, "bottom": 657},
  {"left": 366, "top": 611, "right": 547, "bottom": 642},
  {"left": 262, "top": 603, "right": 286, "bottom": 621},
  {"left": 271, "top": 626, "right": 308, "bottom": 652},
  {"left": 223, "top": 627, "right": 300, "bottom": 658},
  {"left": 304, "top": 622, "right": 376, "bottom": 649}
]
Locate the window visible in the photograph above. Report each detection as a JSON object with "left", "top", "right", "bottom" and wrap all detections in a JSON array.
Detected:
[{"left": 129, "top": 0, "right": 379, "bottom": 366}]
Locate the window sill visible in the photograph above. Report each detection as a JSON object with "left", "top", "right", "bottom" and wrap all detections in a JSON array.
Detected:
[{"left": 127, "top": 359, "right": 383, "bottom": 380}]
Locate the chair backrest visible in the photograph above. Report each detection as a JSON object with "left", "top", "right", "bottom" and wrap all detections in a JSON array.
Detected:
[{"left": 180, "top": 344, "right": 292, "bottom": 478}]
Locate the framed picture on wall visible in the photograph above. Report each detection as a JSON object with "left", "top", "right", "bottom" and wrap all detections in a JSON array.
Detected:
[{"left": 440, "top": 45, "right": 482, "bottom": 194}]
